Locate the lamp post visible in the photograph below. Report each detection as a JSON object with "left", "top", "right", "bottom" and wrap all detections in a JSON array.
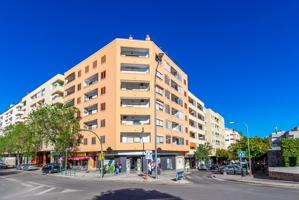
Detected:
[
  {"left": 80, "top": 129, "right": 104, "bottom": 178},
  {"left": 229, "top": 121, "right": 252, "bottom": 176},
  {"left": 154, "top": 53, "right": 164, "bottom": 179}
]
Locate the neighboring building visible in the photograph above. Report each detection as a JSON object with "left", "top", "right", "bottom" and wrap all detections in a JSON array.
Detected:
[
  {"left": 224, "top": 128, "right": 242, "bottom": 149},
  {"left": 0, "top": 74, "right": 64, "bottom": 165},
  {"left": 285, "top": 126, "right": 299, "bottom": 139},
  {"left": 269, "top": 131, "right": 286, "bottom": 148},
  {"left": 64, "top": 36, "right": 189, "bottom": 170},
  {"left": 205, "top": 108, "right": 225, "bottom": 156},
  {"left": 186, "top": 92, "right": 206, "bottom": 168}
]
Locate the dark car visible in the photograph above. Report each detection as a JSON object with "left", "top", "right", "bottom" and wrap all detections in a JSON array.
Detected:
[
  {"left": 0, "top": 162, "right": 7, "bottom": 169},
  {"left": 209, "top": 164, "right": 219, "bottom": 173},
  {"left": 42, "top": 164, "right": 63, "bottom": 174},
  {"left": 220, "top": 164, "right": 244, "bottom": 175}
]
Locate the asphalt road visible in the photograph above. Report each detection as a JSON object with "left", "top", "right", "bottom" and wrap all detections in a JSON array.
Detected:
[{"left": 0, "top": 169, "right": 299, "bottom": 200}]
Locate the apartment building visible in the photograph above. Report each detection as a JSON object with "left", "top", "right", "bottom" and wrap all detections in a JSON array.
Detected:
[
  {"left": 0, "top": 74, "right": 64, "bottom": 164},
  {"left": 205, "top": 108, "right": 225, "bottom": 156},
  {"left": 224, "top": 128, "right": 242, "bottom": 149},
  {"left": 186, "top": 92, "right": 206, "bottom": 168},
  {"left": 64, "top": 36, "right": 189, "bottom": 171}
]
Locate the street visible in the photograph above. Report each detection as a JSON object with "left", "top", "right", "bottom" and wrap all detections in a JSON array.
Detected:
[{"left": 1, "top": 169, "right": 299, "bottom": 200}]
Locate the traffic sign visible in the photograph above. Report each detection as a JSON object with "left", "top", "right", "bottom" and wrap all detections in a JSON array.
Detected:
[
  {"left": 237, "top": 151, "right": 246, "bottom": 158},
  {"left": 145, "top": 150, "right": 152, "bottom": 160}
]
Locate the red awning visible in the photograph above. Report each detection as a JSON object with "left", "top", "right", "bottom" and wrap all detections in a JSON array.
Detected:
[{"left": 67, "top": 156, "right": 90, "bottom": 161}]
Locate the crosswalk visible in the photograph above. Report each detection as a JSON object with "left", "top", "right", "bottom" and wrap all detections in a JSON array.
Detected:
[{"left": 1, "top": 176, "right": 81, "bottom": 199}]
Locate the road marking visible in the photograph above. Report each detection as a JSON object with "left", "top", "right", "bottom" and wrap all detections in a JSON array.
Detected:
[
  {"left": 25, "top": 185, "right": 44, "bottom": 192},
  {"left": 35, "top": 187, "right": 56, "bottom": 196},
  {"left": 60, "top": 189, "right": 81, "bottom": 193},
  {"left": 20, "top": 182, "right": 34, "bottom": 187}
]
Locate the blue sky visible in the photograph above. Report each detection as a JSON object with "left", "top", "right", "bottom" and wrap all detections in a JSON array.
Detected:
[{"left": 0, "top": 0, "right": 298, "bottom": 137}]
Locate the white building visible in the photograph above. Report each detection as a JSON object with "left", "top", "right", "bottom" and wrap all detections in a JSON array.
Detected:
[{"left": 224, "top": 128, "right": 242, "bottom": 149}]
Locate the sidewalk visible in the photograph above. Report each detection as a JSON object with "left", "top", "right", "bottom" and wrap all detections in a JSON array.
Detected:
[
  {"left": 51, "top": 170, "right": 191, "bottom": 185},
  {"left": 212, "top": 174, "right": 299, "bottom": 189}
]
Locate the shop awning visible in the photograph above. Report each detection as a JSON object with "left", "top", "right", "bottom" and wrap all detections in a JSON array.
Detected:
[
  {"left": 190, "top": 142, "right": 196, "bottom": 148},
  {"left": 67, "top": 156, "right": 90, "bottom": 161}
]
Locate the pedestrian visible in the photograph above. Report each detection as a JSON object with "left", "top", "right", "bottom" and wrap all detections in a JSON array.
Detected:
[
  {"left": 119, "top": 162, "right": 122, "bottom": 173},
  {"left": 115, "top": 162, "right": 119, "bottom": 175},
  {"left": 148, "top": 161, "right": 152, "bottom": 175}
]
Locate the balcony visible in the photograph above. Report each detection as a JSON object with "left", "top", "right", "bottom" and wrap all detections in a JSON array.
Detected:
[
  {"left": 83, "top": 104, "right": 98, "bottom": 117},
  {"left": 121, "top": 98, "right": 150, "bottom": 108},
  {"left": 52, "top": 81, "right": 64, "bottom": 94},
  {"left": 65, "top": 72, "right": 75, "bottom": 85},
  {"left": 84, "top": 89, "right": 98, "bottom": 102},
  {"left": 121, "top": 115, "right": 150, "bottom": 125},
  {"left": 172, "top": 108, "right": 183, "bottom": 119},
  {"left": 121, "top": 81, "right": 149, "bottom": 91},
  {"left": 171, "top": 93, "right": 183, "bottom": 106},
  {"left": 121, "top": 132, "right": 150, "bottom": 143},
  {"left": 170, "top": 67, "right": 182, "bottom": 82},
  {"left": 121, "top": 63, "right": 149, "bottom": 74},
  {"left": 121, "top": 47, "right": 149, "bottom": 58},
  {"left": 84, "top": 74, "right": 98, "bottom": 88},
  {"left": 172, "top": 122, "right": 183, "bottom": 132},
  {"left": 65, "top": 86, "right": 75, "bottom": 96},
  {"left": 51, "top": 94, "right": 63, "bottom": 104},
  {"left": 171, "top": 80, "right": 182, "bottom": 94},
  {"left": 83, "top": 120, "right": 98, "bottom": 130}
]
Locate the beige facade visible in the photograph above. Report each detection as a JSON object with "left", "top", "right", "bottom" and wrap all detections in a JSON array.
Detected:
[
  {"left": 64, "top": 37, "right": 189, "bottom": 169},
  {"left": 224, "top": 128, "right": 242, "bottom": 149},
  {"left": 205, "top": 108, "right": 225, "bottom": 156},
  {"left": 187, "top": 92, "right": 206, "bottom": 155}
]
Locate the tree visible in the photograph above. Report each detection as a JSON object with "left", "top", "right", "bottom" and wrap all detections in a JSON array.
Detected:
[
  {"left": 195, "top": 143, "right": 212, "bottom": 163},
  {"left": 281, "top": 138, "right": 299, "bottom": 167},
  {"left": 228, "top": 137, "right": 270, "bottom": 160},
  {"left": 27, "top": 104, "right": 80, "bottom": 159},
  {"left": 216, "top": 148, "right": 229, "bottom": 162}
]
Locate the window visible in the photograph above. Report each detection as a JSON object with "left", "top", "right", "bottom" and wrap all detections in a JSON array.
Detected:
[
  {"left": 156, "top": 71, "right": 163, "bottom": 80},
  {"left": 156, "top": 119, "right": 163, "bottom": 127},
  {"left": 121, "top": 133, "right": 150, "bottom": 143},
  {"left": 101, "top": 103, "right": 106, "bottom": 111},
  {"left": 91, "top": 137, "right": 96, "bottom": 145},
  {"left": 121, "top": 47, "right": 149, "bottom": 58},
  {"left": 165, "top": 104, "right": 170, "bottom": 114},
  {"left": 157, "top": 136, "right": 164, "bottom": 144},
  {"left": 85, "top": 66, "right": 89, "bottom": 73},
  {"left": 166, "top": 120, "right": 171, "bottom": 129},
  {"left": 93, "top": 60, "right": 97, "bottom": 69},
  {"left": 165, "top": 90, "right": 170, "bottom": 99},
  {"left": 156, "top": 100, "right": 164, "bottom": 111},
  {"left": 184, "top": 103, "right": 187, "bottom": 109},
  {"left": 101, "top": 55, "right": 106, "bottom": 64},
  {"left": 83, "top": 138, "right": 88, "bottom": 145},
  {"left": 78, "top": 70, "right": 81, "bottom": 78},
  {"left": 164, "top": 75, "right": 170, "bottom": 85},
  {"left": 77, "top": 83, "right": 81, "bottom": 91},
  {"left": 101, "top": 71, "right": 106, "bottom": 79},
  {"left": 100, "top": 119, "right": 105, "bottom": 127},
  {"left": 101, "top": 87, "right": 106, "bottom": 95},
  {"left": 184, "top": 91, "right": 187, "bottom": 97},
  {"left": 166, "top": 135, "right": 171, "bottom": 144},
  {"left": 100, "top": 136, "right": 105, "bottom": 144},
  {"left": 185, "top": 127, "right": 188, "bottom": 133},
  {"left": 155, "top": 85, "right": 164, "bottom": 96},
  {"left": 77, "top": 97, "right": 81, "bottom": 104},
  {"left": 184, "top": 79, "right": 187, "bottom": 85}
]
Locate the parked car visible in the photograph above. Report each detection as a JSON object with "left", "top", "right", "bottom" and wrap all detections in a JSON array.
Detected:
[
  {"left": 16, "top": 163, "right": 28, "bottom": 170},
  {"left": 42, "top": 163, "right": 63, "bottom": 174},
  {"left": 220, "top": 164, "right": 248, "bottom": 175},
  {"left": 0, "top": 161, "right": 7, "bottom": 169},
  {"left": 209, "top": 164, "right": 219, "bottom": 173},
  {"left": 198, "top": 163, "right": 208, "bottom": 170},
  {"left": 23, "top": 164, "right": 39, "bottom": 171}
]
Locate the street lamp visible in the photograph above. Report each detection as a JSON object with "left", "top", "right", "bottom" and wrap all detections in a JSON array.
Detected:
[
  {"left": 80, "top": 129, "right": 104, "bottom": 178},
  {"left": 229, "top": 121, "right": 252, "bottom": 176},
  {"left": 154, "top": 52, "right": 164, "bottom": 179}
]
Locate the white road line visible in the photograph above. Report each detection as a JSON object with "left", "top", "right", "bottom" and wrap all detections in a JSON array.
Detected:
[
  {"left": 35, "top": 187, "right": 56, "bottom": 196},
  {"left": 20, "top": 182, "right": 34, "bottom": 187},
  {"left": 25, "top": 185, "right": 44, "bottom": 193},
  {"left": 60, "top": 189, "right": 81, "bottom": 193}
]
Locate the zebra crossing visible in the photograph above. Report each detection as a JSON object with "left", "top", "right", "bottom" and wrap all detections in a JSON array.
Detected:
[{"left": 1, "top": 176, "right": 81, "bottom": 199}]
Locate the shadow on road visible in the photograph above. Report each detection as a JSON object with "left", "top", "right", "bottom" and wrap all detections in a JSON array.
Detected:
[
  {"left": 0, "top": 169, "right": 20, "bottom": 176},
  {"left": 92, "top": 188, "right": 182, "bottom": 200}
]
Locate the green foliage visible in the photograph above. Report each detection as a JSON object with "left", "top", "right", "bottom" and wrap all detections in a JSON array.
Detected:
[
  {"left": 228, "top": 137, "right": 270, "bottom": 160},
  {"left": 195, "top": 143, "right": 212, "bottom": 162},
  {"left": 0, "top": 104, "right": 80, "bottom": 159},
  {"left": 216, "top": 148, "right": 229, "bottom": 161},
  {"left": 281, "top": 138, "right": 299, "bottom": 167}
]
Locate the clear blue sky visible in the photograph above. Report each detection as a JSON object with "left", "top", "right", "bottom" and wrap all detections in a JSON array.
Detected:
[{"left": 0, "top": 0, "right": 298, "bottom": 137}]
